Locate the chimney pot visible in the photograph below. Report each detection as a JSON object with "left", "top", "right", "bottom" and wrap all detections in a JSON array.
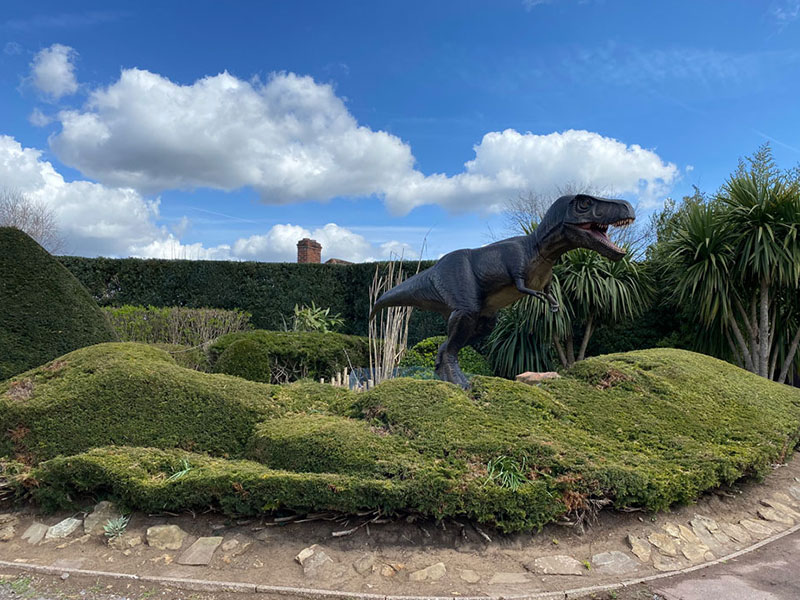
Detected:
[{"left": 297, "top": 238, "right": 322, "bottom": 263}]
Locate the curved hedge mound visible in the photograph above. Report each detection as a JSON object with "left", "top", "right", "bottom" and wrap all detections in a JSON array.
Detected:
[
  {"left": 3, "top": 344, "right": 800, "bottom": 532},
  {"left": 0, "top": 227, "right": 117, "bottom": 380},
  {"left": 208, "top": 330, "right": 370, "bottom": 382}
]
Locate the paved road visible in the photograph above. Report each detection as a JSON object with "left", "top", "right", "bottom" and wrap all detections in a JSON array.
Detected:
[{"left": 651, "top": 528, "right": 800, "bottom": 600}]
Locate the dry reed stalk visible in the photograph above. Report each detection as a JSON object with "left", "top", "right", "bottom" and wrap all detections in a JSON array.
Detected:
[{"left": 368, "top": 257, "right": 414, "bottom": 386}]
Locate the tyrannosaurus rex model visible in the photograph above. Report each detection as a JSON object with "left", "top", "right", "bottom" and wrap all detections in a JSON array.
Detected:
[{"left": 370, "top": 194, "right": 635, "bottom": 388}]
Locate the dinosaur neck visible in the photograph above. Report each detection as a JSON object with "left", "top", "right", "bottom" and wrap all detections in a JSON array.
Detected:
[{"left": 533, "top": 225, "right": 572, "bottom": 262}]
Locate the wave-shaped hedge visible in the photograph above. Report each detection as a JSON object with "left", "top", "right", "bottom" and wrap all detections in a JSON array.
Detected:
[{"left": 2, "top": 343, "right": 800, "bottom": 531}]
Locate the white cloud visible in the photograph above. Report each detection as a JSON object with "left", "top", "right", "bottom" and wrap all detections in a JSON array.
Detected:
[
  {"left": 233, "top": 222, "right": 416, "bottom": 263},
  {"left": 29, "top": 108, "right": 53, "bottom": 127},
  {"left": 384, "top": 129, "right": 678, "bottom": 212},
  {"left": 0, "top": 135, "right": 409, "bottom": 262},
  {"left": 30, "top": 43, "right": 79, "bottom": 100},
  {"left": 48, "top": 67, "right": 678, "bottom": 215}
]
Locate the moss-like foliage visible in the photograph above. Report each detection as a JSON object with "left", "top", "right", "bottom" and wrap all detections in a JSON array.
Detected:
[
  {"left": 0, "top": 227, "right": 117, "bottom": 380},
  {"left": 3, "top": 343, "right": 800, "bottom": 532},
  {"left": 213, "top": 339, "right": 272, "bottom": 382},
  {"left": 400, "top": 336, "right": 493, "bottom": 376},
  {"left": 208, "top": 330, "right": 370, "bottom": 382}
]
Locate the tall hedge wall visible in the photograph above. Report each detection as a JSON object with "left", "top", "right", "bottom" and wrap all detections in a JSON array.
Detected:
[{"left": 59, "top": 257, "right": 445, "bottom": 343}]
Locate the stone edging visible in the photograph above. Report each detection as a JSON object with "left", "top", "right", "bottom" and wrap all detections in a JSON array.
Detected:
[{"left": 1, "top": 522, "right": 799, "bottom": 600}]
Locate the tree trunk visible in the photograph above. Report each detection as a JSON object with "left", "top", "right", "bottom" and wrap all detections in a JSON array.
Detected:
[
  {"left": 577, "top": 314, "right": 594, "bottom": 362},
  {"left": 553, "top": 338, "right": 569, "bottom": 369},
  {"left": 758, "top": 278, "right": 770, "bottom": 377},
  {"left": 565, "top": 333, "right": 575, "bottom": 367},
  {"left": 729, "top": 317, "right": 755, "bottom": 372},
  {"left": 778, "top": 324, "right": 800, "bottom": 384}
]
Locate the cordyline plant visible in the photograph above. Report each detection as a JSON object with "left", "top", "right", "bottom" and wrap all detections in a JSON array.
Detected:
[{"left": 664, "top": 145, "right": 800, "bottom": 383}]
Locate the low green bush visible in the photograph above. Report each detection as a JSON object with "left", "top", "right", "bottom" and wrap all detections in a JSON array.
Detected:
[
  {"left": 213, "top": 339, "right": 272, "bottom": 383},
  {"left": 208, "top": 330, "right": 370, "bottom": 383},
  {"left": 3, "top": 344, "right": 800, "bottom": 532},
  {"left": 103, "top": 305, "right": 251, "bottom": 347},
  {"left": 400, "top": 336, "right": 493, "bottom": 376},
  {"left": 150, "top": 343, "right": 210, "bottom": 371}
]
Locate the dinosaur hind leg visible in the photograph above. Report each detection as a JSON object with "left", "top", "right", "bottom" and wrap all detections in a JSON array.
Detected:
[{"left": 435, "top": 310, "right": 478, "bottom": 389}]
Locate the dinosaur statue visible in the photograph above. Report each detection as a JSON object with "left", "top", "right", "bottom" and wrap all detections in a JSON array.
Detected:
[{"left": 370, "top": 194, "right": 635, "bottom": 388}]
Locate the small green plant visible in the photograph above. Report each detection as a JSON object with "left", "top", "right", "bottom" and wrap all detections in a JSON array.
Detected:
[
  {"left": 582, "top": 559, "right": 592, "bottom": 570},
  {"left": 10, "top": 576, "right": 32, "bottom": 594},
  {"left": 166, "top": 459, "right": 193, "bottom": 481},
  {"left": 292, "top": 302, "right": 344, "bottom": 333},
  {"left": 485, "top": 455, "right": 528, "bottom": 491},
  {"left": 103, "top": 515, "right": 130, "bottom": 539}
]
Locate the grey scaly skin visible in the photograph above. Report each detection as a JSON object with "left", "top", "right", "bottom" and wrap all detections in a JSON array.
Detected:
[{"left": 370, "top": 194, "right": 636, "bottom": 388}]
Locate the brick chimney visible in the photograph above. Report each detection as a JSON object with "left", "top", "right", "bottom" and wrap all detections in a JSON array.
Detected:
[{"left": 297, "top": 238, "right": 322, "bottom": 263}]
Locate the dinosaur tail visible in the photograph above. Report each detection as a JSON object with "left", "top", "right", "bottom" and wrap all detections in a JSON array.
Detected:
[{"left": 369, "top": 269, "right": 437, "bottom": 320}]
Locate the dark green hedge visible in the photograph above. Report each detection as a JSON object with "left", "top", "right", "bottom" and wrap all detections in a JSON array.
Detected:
[
  {"left": 59, "top": 257, "right": 445, "bottom": 344},
  {"left": 1, "top": 228, "right": 117, "bottom": 380}
]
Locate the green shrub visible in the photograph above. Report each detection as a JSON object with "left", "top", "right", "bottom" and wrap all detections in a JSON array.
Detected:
[
  {"left": 103, "top": 305, "right": 251, "bottom": 347},
  {"left": 208, "top": 330, "right": 370, "bottom": 383},
  {"left": 59, "top": 256, "right": 446, "bottom": 343},
  {"left": 400, "top": 336, "right": 493, "bottom": 376},
  {"left": 4, "top": 343, "right": 800, "bottom": 532},
  {"left": 213, "top": 339, "right": 272, "bottom": 383},
  {"left": 0, "top": 227, "right": 117, "bottom": 380},
  {"left": 0, "top": 343, "right": 350, "bottom": 461},
  {"left": 150, "top": 343, "right": 210, "bottom": 371},
  {"left": 292, "top": 302, "right": 344, "bottom": 333}
]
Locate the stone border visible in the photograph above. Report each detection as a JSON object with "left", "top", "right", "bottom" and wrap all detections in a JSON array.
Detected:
[{"left": 2, "top": 522, "right": 798, "bottom": 600}]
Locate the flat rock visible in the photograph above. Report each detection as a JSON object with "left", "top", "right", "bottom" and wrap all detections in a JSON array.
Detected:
[
  {"left": 757, "top": 506, "right": 794, "bottom": 526},
  {"left": 22, "top": 522, "right": 49, "bottom": 545},
  {"left": 516, "top": 371, "right": 560, "bottom": 385},
  {"left": 409, "top": 562, "right": 446, "bottom": 582},
  {"left": 689, "top": 517, "right": 729, "bottom": 552},
  {"left": 353, "top": 553, "right": 377, "bottom": 575},
  {"left": 84, "top": 501, "right": 122, "bottom": 535},
  {"left": 45, "top": 517, "right": 82, "bottom": 540},
  {"left": 787, "top": 485, "right": 800, "bottom": 502},
  {"left": 761, "top": 498, "right": 800, "bottom": 519},
  {"left": 109, "top": 533, "right": 142, "bottom": 550},
  {"left": 591, "top": 551, "right": 638, "bottom": 575},
  {"left": 772, "top": 492, "right": 799, "bottom": 508},
  {"left": 146, "top": 525, "right": 187, "bottom": 550},
  {"left": 662, "top": 523, "right": 681, "bottom": 538},
  {"left": 680, "top": 542, "right": 711, "bottom": 563},
  {"left": 653, "top": 554, "right": 684, "bottom": 572},
  {"left": 0, "top": 525, "right": 14, "bottom": 542},
  {"left": 488, "top": 572, "right": 529, "bottom": 584},
  {"left": 531, "top": 555, "right": 585, "bottom": 576},
  {"left": 296, "top": 545, "right": 335, "bottom": 578},
  {"left": 177, "top": 536, "right": 223, "bottom": 566},
  {"left": 0, "top": 514, "right": 17, "bottom": 526},
  {"left": 460, "top": 569, "right": 481, "bottom": 583},
  {"left": 627, "top": 534, "right": 651, "bottom": 562},
  {"left": 220, "top": 535, "right": 252, "bottom": 558},
  {"left": 677, "top": 524, "right": 702, "bottom": 545},
  {"left": 719, "top": 522, "right": 752, "bottom": 545},
  {"left": 647, "top": 532, "right": 678, "bottom": 557},
  {"left": 740, "top": 518, "right": 777, "bottom": 537},
  {"left": 691, "top": 515, "right": 720, "bottom": 532}
]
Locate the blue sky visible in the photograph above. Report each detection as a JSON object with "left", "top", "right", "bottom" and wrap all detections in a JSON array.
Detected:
[{"left": 1, "top": 0, "right": 799, "bottom": 261}]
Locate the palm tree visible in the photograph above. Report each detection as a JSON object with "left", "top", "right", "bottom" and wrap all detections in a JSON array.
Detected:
[
  {"left": 487, "top": 245, "right": 651, "bottom": 375},
  {"left": 664, "top": 145, "right": 800, "bottom": 382}
]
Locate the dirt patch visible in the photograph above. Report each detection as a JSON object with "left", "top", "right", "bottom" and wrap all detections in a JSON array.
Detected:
[{"left": 5, "top": 379, "right": 33, "bottom": 402}]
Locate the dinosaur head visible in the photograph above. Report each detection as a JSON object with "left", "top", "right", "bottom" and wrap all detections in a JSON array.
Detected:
[{"left": 552, "top": 194, "right": 635, "bottom": 261}]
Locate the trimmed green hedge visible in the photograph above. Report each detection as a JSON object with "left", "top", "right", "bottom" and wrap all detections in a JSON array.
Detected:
[
  {"left": 400, "top": 336, "right": 493, "bottom": 376},
  {"left": 4, "top": 343, "right": 800, "bottom": 531},
  {"left": 208, "top": 330, "right": 370, "bottom": 382},
  {"left": 59, "top": 256, "right": 445, "bottom": 343},
  {"left": 0, "top": 227, "right": 117, "bottom": 380}
]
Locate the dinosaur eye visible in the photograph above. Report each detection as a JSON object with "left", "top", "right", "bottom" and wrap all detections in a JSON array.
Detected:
[{"left": 578, "top": 196, "right": 592, "bottom": 211}]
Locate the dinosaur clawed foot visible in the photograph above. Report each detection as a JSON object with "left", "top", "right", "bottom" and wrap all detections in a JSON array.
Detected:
[{"left": 435, "top": 357, "right": 470, "bottom": 389}]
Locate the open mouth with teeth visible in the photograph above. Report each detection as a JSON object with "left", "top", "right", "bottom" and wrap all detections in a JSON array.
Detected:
[{"left": 575, "top": 218, "right": 635, "bottom": 253}]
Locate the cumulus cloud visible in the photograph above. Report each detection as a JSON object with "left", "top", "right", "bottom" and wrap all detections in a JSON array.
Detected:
[
  {"left": 30, "top": 43, "right": 79, "bottom": 100},
  {"left": 0, "top": 135, "right": 409, "bottom": 261},
  {"left": 48, "top": 67, "right": 678, "bottom": 215},
  {"left": 233, "top": 222, "right": 416, "bottom": 263}
]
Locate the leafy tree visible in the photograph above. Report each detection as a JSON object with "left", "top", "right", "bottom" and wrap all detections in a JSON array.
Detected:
[{"left": 663, "top": 145, "right": 800, "bottom": 382}]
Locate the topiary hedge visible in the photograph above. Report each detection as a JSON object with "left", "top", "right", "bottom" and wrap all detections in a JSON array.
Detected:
[
  {"left": 208, "top": 330, "right": 370, "bottom": 383},
  {"left": 59, "top": 256, "right": 446, "bottom": 343},
  {"left": 400, "top": 336, "right": 493, "bottom": 376},
  {"left": 0, "top": 227, "right": 117, "bottom": 380},
  {"left": 3, "top": 343, "right": 800, "bottom": 532}
]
